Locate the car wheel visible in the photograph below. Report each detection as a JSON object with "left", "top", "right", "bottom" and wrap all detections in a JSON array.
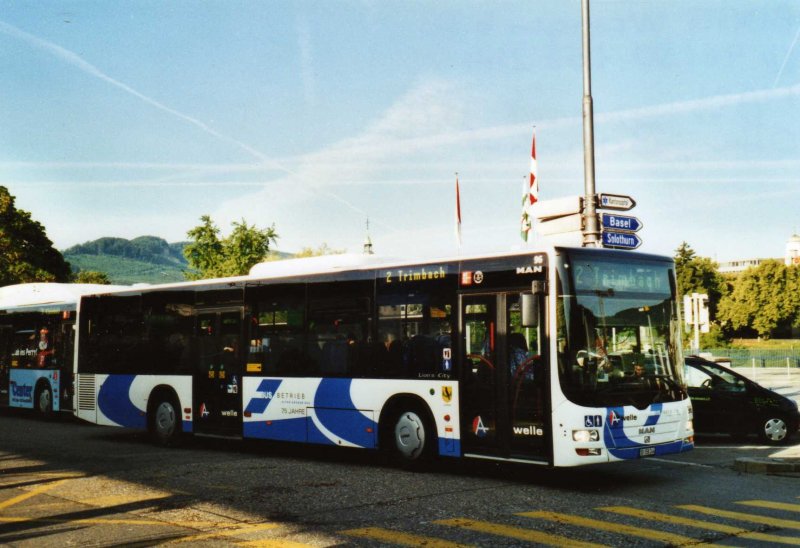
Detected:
[{"left": 759, "top": 414, "right": 789, "bottom": 445}]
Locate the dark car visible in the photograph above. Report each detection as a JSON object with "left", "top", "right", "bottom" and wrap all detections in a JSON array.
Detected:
[{"left": 685, "top": 356, "right": 800, "bottom": 445}]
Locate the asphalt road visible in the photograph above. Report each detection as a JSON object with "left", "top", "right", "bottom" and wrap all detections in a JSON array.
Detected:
[{"left": 1, "top": 411, "right": 799, "bottom": 547}]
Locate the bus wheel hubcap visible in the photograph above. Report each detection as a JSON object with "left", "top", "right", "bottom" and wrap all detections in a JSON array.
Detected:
[
  {"left": 394, "top": 412, "right": 425, "bottom": 459},
  {"left": 156, "top": 402, "right": 176, "bottom": 435},
  {"left": 39, "top": 389, "right": 51, "bottom": 413}
]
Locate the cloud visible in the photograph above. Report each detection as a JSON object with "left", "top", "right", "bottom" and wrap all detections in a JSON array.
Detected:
[{"left": 211, "top": 79, "right": 469, "bottom": 247}]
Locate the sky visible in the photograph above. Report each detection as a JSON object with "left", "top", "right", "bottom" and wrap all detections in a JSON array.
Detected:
[{"left": 1, "top": 1, "right": 799, "bottom": 264}]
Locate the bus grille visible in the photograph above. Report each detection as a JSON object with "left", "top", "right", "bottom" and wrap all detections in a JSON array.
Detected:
[{"left": 77, "top": 374, "right": 96, "bottom": 411}]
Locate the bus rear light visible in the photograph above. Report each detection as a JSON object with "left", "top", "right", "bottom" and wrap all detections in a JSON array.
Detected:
[
  {"left": 576, "top": 448, "right": 602, "bottom": 456},
  {"left": 444, "top": 414, "right": 451, "bottom": 422},
  {"left": 184, "top": 408, "right": 191, "bottom": 414},
  {"left": 366, "top": 427, "right": 373, "bottom": 433},
  {"left": 243, "top": 411, "right": 252, "bottom": 418},
  {"left": 445, "top": 426, "right": 453, "bottom": 433}
]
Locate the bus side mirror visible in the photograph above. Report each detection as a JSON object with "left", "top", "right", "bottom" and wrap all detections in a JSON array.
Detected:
[
  {"left": 521, "top": 293, "right": 538, "bottom": 327},
  {"left": 521, "top": 281, "right": 547, "bottom": 328}
]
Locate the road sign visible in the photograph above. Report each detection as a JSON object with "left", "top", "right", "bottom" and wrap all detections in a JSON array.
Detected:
[
  {"left": 602, "top": 231, "right": 642, "bottom": 250},
  {"left": 598, "top": 193, "right": 636, "bottom": 211},
  {"left": 601, "top": 213, "right": 642, "bottom": 232}
]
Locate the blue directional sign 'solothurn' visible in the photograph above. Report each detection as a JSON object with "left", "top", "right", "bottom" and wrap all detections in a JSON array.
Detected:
[
  {"left": 602, "top": 231, "right": 642, "bottom": 250},
  {"left": 601, "top": 213, "right": 643, "bottom": 233}
]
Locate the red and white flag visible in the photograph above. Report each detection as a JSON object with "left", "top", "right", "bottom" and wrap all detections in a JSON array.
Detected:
[
  {"left": 455, "top": 174, "right": 462, "bottom": 247},
  {"left": 521, "top": 130, "right": 539, "bottom": 241}
]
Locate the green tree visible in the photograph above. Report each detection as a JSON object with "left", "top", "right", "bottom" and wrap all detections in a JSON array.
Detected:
[
  {"left": 0, "top": 186, "right": 71, "bottom": 285},
  {"left": 294, "top": 243, "right": 345, "bottom": 258},
  {"left": 717, "top": 260, "right": 800, "bottom": 338},
  {"left": 72, "top": 270, "right": 112, "bottom": 284},
  {"left": 673, "top": 241, "right": 726, "bottom": 320},
  {"left": 183, "top": 216, "right": 278, "bottom": 279}
]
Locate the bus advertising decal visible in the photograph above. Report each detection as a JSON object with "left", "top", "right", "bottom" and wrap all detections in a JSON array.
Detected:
[{"left": 9, "top": 369, "right": 61, "bottom": 411}]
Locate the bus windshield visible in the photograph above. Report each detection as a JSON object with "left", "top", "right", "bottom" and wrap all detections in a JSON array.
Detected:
[{"left": 556, "top": 250, "right": 686, "bottom": 408}]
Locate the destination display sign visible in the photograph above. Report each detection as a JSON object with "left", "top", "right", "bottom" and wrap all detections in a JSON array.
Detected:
[{"left": 601, "top": 213, "right": 642, "bottom": 233}]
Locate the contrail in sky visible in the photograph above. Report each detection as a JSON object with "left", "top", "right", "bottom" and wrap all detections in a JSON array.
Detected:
[
  {"left": 774, "top": 23, "right": 800, "bottom": 88},
  {"left": 0, "top": 19, "right": 371, "bottom": 220}
]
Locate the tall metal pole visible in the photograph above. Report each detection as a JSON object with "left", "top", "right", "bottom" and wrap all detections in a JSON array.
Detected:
[{"left": 581, "top": 0, "right": 601, "bottom": 246}]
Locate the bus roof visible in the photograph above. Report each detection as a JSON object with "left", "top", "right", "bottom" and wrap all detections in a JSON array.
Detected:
[
  {"left": 0, "top": 283, "right": 127, "bottom": 310},
  {"left": 74, "top": 246, "right": 674, "bottom": 299}
]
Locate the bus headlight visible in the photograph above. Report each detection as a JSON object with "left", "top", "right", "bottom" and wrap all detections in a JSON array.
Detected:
[
  {"left": 685, "top": 420, "right": 694, "bottom": 432},
  {"left": 572, "top": 429, "right": 600, "bottom": 443}
]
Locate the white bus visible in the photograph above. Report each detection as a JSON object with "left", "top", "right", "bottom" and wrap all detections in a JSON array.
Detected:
[
  {"left": 74, "top": 246, "right": 693, "bottom": 467},
  {"left": 0, "top": 283, "right": 119, "bottom": 416}
]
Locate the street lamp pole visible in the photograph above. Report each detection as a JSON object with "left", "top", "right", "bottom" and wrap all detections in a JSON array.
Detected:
[{"left": 581, "top": 0, "right": 601, "bottom": 247}]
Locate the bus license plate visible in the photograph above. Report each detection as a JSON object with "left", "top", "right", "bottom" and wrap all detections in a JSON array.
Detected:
[{"left": 639, "top": 447, "right": 656, "bottom": 457}]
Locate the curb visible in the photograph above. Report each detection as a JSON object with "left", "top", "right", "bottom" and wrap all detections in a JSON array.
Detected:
[{"left": 734, "top": 457, "right": 800, "bottom": 475}]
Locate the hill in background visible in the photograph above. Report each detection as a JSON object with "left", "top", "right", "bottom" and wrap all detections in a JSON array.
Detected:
[
  {"left": 63, "top": 236, "right": 294, "bottom": 285},
  {"left": 63, "top": 236, "right": 191, "bottom": 284}
]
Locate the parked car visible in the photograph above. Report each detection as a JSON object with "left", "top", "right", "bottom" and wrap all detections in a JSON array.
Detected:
[{"left": 684, "top": 356, "right": 800, "bottom": 445}]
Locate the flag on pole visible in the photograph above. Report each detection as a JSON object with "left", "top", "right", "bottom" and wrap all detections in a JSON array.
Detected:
[
  {"left": 521, "top": 129, "right": 539, "bottom": 242},
  {"left": 455, "top": 174, "right": 462, "bottom": 247}
]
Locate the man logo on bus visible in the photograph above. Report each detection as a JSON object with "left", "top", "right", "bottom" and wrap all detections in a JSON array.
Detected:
[{"left": 472, "top": 415, "right": 490, "bottom": 438}]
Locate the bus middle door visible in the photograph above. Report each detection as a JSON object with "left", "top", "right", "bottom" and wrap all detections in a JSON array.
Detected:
[
  {"left": 194, "top": 308, "right": 244, "bottom": 437},
  {"left": 460, "top": 294, "right": 508, "bottom": 457}
]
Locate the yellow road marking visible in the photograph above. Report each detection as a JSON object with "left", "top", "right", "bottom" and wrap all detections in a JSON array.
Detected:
[
  {"left": 239, "top": 540, "right": 312, "bottom": 548},
  {"left": 520, "top": 510, "right": 697, "bottom": 545},
  {"left": 0, "top": 515, "right": 250, "bottom": 529},
  {"left": 679, "top": 504, "right": 800, "bottom": 530},
  {"left": 163, "top": 523, "right": 279, "bottom": 544},
  {"left": 737, "top": 500, "right": 800, "bottom": 513},
  {"left": 603, "top": 506, "right": 800, "bottom": 546},
  {"left": 344, "top": 526, "right": 472, "bottom": 548},
  {"left": 436, "top": 518, "right": 606, "bottom": 548},
  {"left": 0, "top": 479, "right": 66, "bottom": 511}
]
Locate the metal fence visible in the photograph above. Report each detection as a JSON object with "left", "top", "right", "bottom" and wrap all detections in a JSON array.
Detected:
[{"left": 698, "top": 348, "right": 800, "bottom": 369}]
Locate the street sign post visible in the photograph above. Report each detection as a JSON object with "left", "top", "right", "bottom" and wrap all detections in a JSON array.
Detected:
[
  {"left": 600, "top": 213, "right": 642, "bottom": 232},
  {"left": 601, "top": 231, "right": 641, "bottom": 250},
  {"left": 597, "top": 193, "right": 636, "bottom": 211}
]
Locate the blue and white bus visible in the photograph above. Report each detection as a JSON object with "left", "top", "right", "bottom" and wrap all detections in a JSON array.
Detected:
[
  {"left": 0, "top": 283, "right": 118, "bottom": 416},
  {"left": 74, "top": 247, "right": 693, "bottom": 467}
]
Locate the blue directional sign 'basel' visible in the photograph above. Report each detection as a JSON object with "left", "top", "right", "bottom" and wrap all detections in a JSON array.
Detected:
[
  {"left": 602, "top": 231, "right": 642, "bottom": 250},
  {"left": 601, "top": 213, "right": 643, "bottom": 233}
]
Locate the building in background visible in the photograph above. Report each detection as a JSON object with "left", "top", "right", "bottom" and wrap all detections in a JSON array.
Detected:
[{"left": 717, "top": 233, "right": 800, "bottom": 274}]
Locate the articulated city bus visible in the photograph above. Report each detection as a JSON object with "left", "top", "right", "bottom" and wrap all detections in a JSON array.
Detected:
[
  {"left": 0, "top": 284, "right": 116, "bottom": 416},
  {"left": 74, "top": 246, "right": 693, "bottom": 467}
]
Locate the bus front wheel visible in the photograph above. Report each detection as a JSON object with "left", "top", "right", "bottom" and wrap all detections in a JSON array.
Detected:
[
  {"left": 149, "top": 395, "right": 181, "bottom": 447},
  {"left": 384, "top": 407, "right": 433, "bottom": 467}
]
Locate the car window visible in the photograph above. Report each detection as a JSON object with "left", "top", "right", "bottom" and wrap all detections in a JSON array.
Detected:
[
  {"left": 686, "top": 362, "right": 747, "bottom": 392},
  {"left": 684, "top": 363, "right": 711, "bottom": 388}
]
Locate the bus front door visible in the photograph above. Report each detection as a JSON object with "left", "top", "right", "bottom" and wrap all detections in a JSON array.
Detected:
[
  {"left": 460, "top": 293, "right": 548, "bottom": 462},
  {"left": 194, "top": 308, "right": 244, "bottom": 437}
]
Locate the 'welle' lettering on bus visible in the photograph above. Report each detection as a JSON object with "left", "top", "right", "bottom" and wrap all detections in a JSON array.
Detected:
[{"left": 384, "top": 266, "right": 447, "bottom": 284}]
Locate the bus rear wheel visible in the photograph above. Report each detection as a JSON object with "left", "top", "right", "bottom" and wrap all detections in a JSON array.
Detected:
[
  {"left": 36, "top": 384, "right": 53, "bottom": 418},
  {"left": 149, "top": 395, "right": 181, "bottom": 446}
]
